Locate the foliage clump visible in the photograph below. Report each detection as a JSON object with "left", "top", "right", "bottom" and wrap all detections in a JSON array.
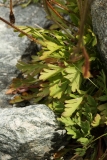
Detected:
[{"left": 5, "top": 0, "right": 107, "bottom": 159}]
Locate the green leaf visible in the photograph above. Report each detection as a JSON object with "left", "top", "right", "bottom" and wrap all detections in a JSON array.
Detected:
[
  {"left": 33, "top": 96, "right": 43, "bottom": 103},
  {"left": 16, "top": 60, "right": 46, "bottom": 75},
  {"left": 88, "top": 29, "right": 97, "bottom": 46},
  {"left": 75, "top": 148, "right": 86, "bottom": 156},
  {"left": 70, "top": 14, "right": 79, "bottom": 26},
  {"left": 50, "top": 80, "right": 68, "bottom": 99},
  {"left": 80, "top": 121, "right": 90, "bottom": 136},
  {"left": 77, "top": 137, "right": 89, "bottom": 145},
  {"left": 39, "top": 51, "right": 54, "bottom": 60},
  {"left": 62, "top": 97, "right": 83, "bottom": 117},
  {"left": 97, "top": 95, "right": 107, "bottom": 101},
  {"left": 91, "top": 114, "right": 101, "bottom": 127},
  {"left": 87, "top": 95, "right": 97, "bottom": 106},
  {"left": 66, "top": 126, "right": 82, "bottom": 138},
  {"left": 37, "top": 87, "right": 49, "bottom": 97},
  {"left": 97, "top": 103, "right": 107, "bottom": 111},
  {"left": 92, "top": 36, "right": 97, "bottom": 46},
  {"left": 58, "top": 116, "right": 74, "bottom": 126},
  {"left": 45, "top": 41, "right": 62, "bottom": 50},
  {"left": 11, "top": 75, "right": 38, "bottom": 88},
  {"left": 64, "top": 66, "right": 81, "bottom": 92},
  {"left": 39, "top": 65, "right": 63, "bottom": 81},
  {"left": 9, "top": 96, "right": 23, "bottom": 104},
  {"left": 97, "top": 103, "right": 107, "bottom": 123},
  {"left": 52, "top": 101, "right": 65, "bottom": 113},
  {"left": 21, "top": 0, "right": 31, "bottom": 7},
  {"left": 39, "top": 42, "right": 62, "bottom": 60},
  {"left": 97, "top": 70, "right": 106, "bottom": 89},
  {"left": 31, "top": 56, "right": 40, "bottom": 62},
  {"left": 66, "top": 127, "right": 77, "bottom": 138}
]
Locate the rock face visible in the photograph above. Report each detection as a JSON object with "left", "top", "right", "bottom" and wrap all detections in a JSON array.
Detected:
[
  {"left": 3, "top": 0, "right": 30, "bottom": 6},
  {"left": 0, "top": 104, "right": 66, "bottom": 160},
  {"left": 91, "top": 0, "right": 107, "bottom": 68},
  {"left": 0, "top": 3, "right": 49, "bottom": 108}
]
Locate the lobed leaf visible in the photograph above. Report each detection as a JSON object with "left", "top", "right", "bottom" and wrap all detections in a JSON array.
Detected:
[
  {"left": 50, "top": 80, "right": 68, "bottom": 99},
  {"left": 64, "top": 66, "right": 82, "bottom": 92},
  {"left": 91, "top": 114, "right": 101, "bottom": 127},
  {"left": 39, "top": 65, "right": 63, "bottom": 81},
  {"left": 58, "top": 116, "right": 74, "bottom": 126},
  {"left": 62, "top": 97, "right": 83, "bottom": 117}
]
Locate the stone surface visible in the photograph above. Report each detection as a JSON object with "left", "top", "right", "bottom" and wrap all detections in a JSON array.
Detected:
[
  {"left": 91, "top": 0, "right": 107, "bottom": 68},
  {"left": 0, "top": 104, "right": 66, "bottom": 160},
  {"left": 0, "top": 0, "right": 30, "bottom": 6},
  {"left": 0, "top": 3, "right": 49, "bottom": 108},
  {"left": 12, "top": 0, "right": 30, "bottom": 6}
]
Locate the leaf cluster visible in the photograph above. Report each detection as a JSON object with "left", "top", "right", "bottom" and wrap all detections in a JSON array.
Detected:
[{"left": 6, "top": 0, "right": 107, "bottom": 159}]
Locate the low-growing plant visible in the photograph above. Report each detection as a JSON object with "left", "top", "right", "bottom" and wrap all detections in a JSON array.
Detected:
[{"left": 1, "top": 0, "right": 107, "bottom": 159}]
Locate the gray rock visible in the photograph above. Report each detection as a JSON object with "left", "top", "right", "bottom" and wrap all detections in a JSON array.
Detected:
[
  {"left": 91, "top": 0, "right": 107, "bottom": 68},
  {"left": 0, "top": 0, "right": 41, "bottom": 6},
  {"left": 0, "top": 104, "right": 66, "bottom": 160},
  {"left": 0, "top": 4, "right": 49, "bottom": 108},
  {"left": 0, "top": 0, "right": 30, "bottom": 6}
]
